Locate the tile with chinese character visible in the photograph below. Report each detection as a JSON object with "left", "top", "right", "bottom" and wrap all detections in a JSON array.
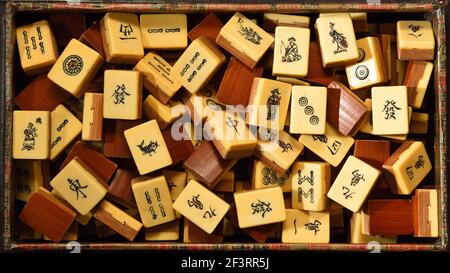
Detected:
[
  {"left": 371, "top": 86, "right": 409, "bottom": 135},
  {"left": 281, "top": 209, "right": 330, "bottom": 243},
  {"left": 172, "top": 179, "right": 230, "bottom": 234},
  {"left": 103, "top": 70, "right": 142, "bottom": 120}
]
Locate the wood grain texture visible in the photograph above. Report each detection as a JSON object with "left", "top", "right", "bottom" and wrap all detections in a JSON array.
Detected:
[
  {"left": 304, "top": 42, "right": 335, "bottom": 86},
  {"left": 216, "top": 57, "right": 264, "bottom": 106},
  {"left": 326, "top": 81, "right": 368, "bottom": 136},
  {"left": 49, "top": 13, "right": 86, "bottom": 49},
  {"left": 104, "top": 119, "right": 141, "bottom": 159},
  {"left": 162, "top": 126, "right": 195, "bottom": 165},
  {"left": 187, "top": 219, "right": 223, "bottom": 243},
  {"left": 61, "top": 141, "right": 118, "bottom": 183},
  {"left": 79, "top": 21, "right": 105, "bottom": 58},
  {"left": 107, "top": 167, "right": 139, "bottom": 208},
  {"left": 354, "top": 140, "right": 390, "bottom": 170},
  {"left": 15, "top": 75, "right": 71, "bottom": 111},
  {"left": 19, "top": 188, "right": 76, "bottom": 243},
  {"left": 188, "top": 13, "right": 223, "bottom": 44},
  {"left": 403, "top": 61, "right": 427, "bottom": 104},
  {"left": 184, "top": 141, "right": 237, "bottom": 189},
  {"left": 368, "top": 199, "right": 413, "bottom": 235},
  {"left": 412, "top": 189, "right": 437, "bottom": 237}
]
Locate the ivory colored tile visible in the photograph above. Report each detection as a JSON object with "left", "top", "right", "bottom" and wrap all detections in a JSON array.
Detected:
[
  {"left": 350, "top": 211, "right": 397, "bottom": 244},
  {"left": 298, "top": 123, "right": 355, "bottom": 167},
  {"left": 51, "top": 189, "right": 94, "bottom": 226},
  {"left": 210, "top": 111, "right": 257, "bottom": 159},
  {"left": 319, "top": 12, "right": 368, "bottom": 33},
  {"left": 131, "top": 175, "right": 176, "bottom": 228},
  {"left": 252, "top": 160, "right": 292, "bottom": 192},
  {"left": 291, "top": 162, "right": 331, "bottom": 211},
  {"left": 100, "top": 12, "right": 144, "bottom": 64},
  {"left": 93, "top": 199, "right": 143, "bottom": 241},
  {"left": 397, "top": 21, "right": 435, "bottom": 61},
  {"left": 16, "top": 20, "right": 58, "bottom": 75},
  {"left": 246, "top": 78, "right": 292, "bottom": 130},
  {"left": 50, "top": 157, "right": 107, "bottom": 215},
  {"left": 47, "top": 39, "right": 103, "bottom": 98},
  {"left": 382, "top": 141, "right": 432, "bottom": 195},
  {"left": 13, "top": 110, "right": 50, "bottom": 160},
  {"left": 145, "top": 219, "right": 180, "bottom": 241},
  {"left": 234, "top": 186, "right": 286, "bottom": 228},
  {"left": 413, "top": 189, "right": 439, "bottom": 237},
  {"left": 273, "top": 26, "right": 310, "bottom": 77},
  {"left": 82, "top": 93, "right": 103, "bottom": 141},
  {"left": 13, "top": 160, "right": 44, "bottom": 202},
  {"left": 327, "top": 155, "right": 381, "bottom": 212},
  {"left": 315, "top": 14, "right": 358, "bottom": 68},
  {"left": 163, "top": 170, "right": 187, "bottom": 218},
  {"left": 124, "top": 120, "right": 172, "bottom": 175},
  {"left": 171, "top": 36, "right": 226, "bottom": 94},
  {"left": 140, "top": 14, "right": 187, "bottom": 50},
  {"left": 262, "top": 13, "right": 310, "bottom": 32},
  {"left": 371, "top": 86, "right": 409, "bottom": 135},
  {"left": 172, "top": 179, "right": 230, "bottom": 234},
  {"left": 360, "top": 98, "right": 412, "bottom": 141},
  {"left": 142, "top": 95, "right": 184, "bottom": 130},
  {"left": 290, "top": 85, "right": 327, "bottom": 134},
  {"left": 50, "top": 105, "right": 82, "bottom": 160},
  {"left": 216, "top": 12, "right": 274, "bottom": 68},
  {"left": 403, "top": 61, "right": 433, "bottom": 109},
  {"left": 255, "top": 129, "right": 304, "bottom": 174},
  {"left": 133, "top": 52, "right": 182, "bottom": 104},
  {"left": 103, "top": 70, "right": 142, "bottom": 120},
  {"left": 345, "top": 37, "right": 387, "bottom": 90},
  {"left": 281, "top": 209, "right": 330, "bottom": 243}
]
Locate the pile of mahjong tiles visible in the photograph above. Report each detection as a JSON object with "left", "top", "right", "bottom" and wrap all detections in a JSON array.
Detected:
[{"left": 13, "top": 12, "right": 437, "bottom": 244}]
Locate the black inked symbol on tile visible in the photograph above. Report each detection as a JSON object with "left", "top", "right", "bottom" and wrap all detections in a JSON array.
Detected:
[
  {"left": 119, "top": 23, "right": 137, "bottom": 40},
  {"left": 63, "top": 55, "right": 83, "bottom": 76},
  {"left": 187, "top": 194, "right": 203, "bottom": 210},
  {"left": 225, "top": 116, "right": 240, "bottom": 134},
  {"left": 329, "top": 22, "right": 348, "bottom": 54},
  {"left": 266, "top": 88, "right": 281, "bottom": 121},
  {"left": 408, "top": 24, "right": 423, "bottom": 38},
  {"left": 112, "top": 84, "right": 130, "bottom": 104},
  {"left": 342, "top": 186, "right": 355, "bottom": 199},
  {"left": 355, "top": 65, "right": 369, "bottom": 80},
  {"left": 298, "top": 96, "right": 319, "bottom": 125},
  {"left": 261, "top": 167, "right": 291, "bottom": 186},
  {"left": 278, "top": 140, "right": 293, "bottom": 153},
  {"left": 22, "top": 122, "right": 38, "bottom": 151},
  {"left": 304, "top": 220, "right": 322, "bottom": 235},
  {"left": 67, "top": 178, "right": 88, "bottom": 200},
  {"left": 137, "top": 140, "right": 159, "bottom": 156},
  {"left": 237, "top": 17, "right": 262, "bottom": 45},
  {"left": 382, "top": 100, "right": 401, "bottom": 120},
  {"left": 203, "top": 206, "right": 217, "bottom": 219},
  {"left": 281, "top": 37, "right": 302, "bottom": 62},
  {"left": 357, "top": 48, "right": 366, "bottom": 62},
  {"left": 310, "top": 115, "right": 319, "bottom": 125},
  {"left": 350, "top": 170, "right": 365, "bottom": 186},
  {"left": 251, "top": 199, "right": 272, "bottom": 218}
]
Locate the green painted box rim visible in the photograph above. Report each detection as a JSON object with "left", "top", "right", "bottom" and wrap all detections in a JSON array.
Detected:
[{"left": 0, "top": 1, "right": 447, "bottom": 252}]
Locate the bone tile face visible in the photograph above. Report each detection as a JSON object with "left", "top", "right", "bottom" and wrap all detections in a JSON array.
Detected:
[
  {"left": 16, "top": 20, "right": 58, "bottom": 75},
  {"left": 246, "top": 78, "right": 292, "bottom": 131},
  {"left": 13, "top": 110, "right": 50, "bottom": 160},
  {"left": 299, "top": 123, "right": 355, "bottom": 167},
  {"left": 252, "top": 160, "right": 292, "bottom": 192},
  {"left": 291, "top": 162, "right": 330, "bottom": 211},
  {"left": 234, "top": 186, "right": 286, "bottom": 228},
  {"left": 397, "top": 20, "right": 435, "bottom": 61},
  {"left": 132, "top": 175, "right": 176, "bottom": 227},
  {"left": 327, "top": 155, "right": 381, "bottom": 212},
  {"left": 134, "top": 52, "right": 181, "bottom": 104},
  {"left": 290, "top": 86, "right": 327, "bottom": 134},
  {"left": 382, "top": 141, "right": 432, "bottom": 195},
  {"left": 371, "top": 86, "right": 409, "bottom": 135},
  {"left": 124, "top": 120, "right": 172, "bottom": 175},
  {"left": 316, "top": 14, "right": 359, "bottom": 68},
  {"left": 103, "top": 70, "right": 142, "bottom": 120},
  {"left": 50, "top": 105, "right": 82, "bottom": 160},
  {"left": 48, "top": 39, "right": 103, "bottom": 98},
  {"left": 217, "top": 12, "right": 274, "bottom": 68},
  {"left": 100, "top": 12, "right": 144, "bottom": 64},
  {"left": 282, "top": 209, "right": 330, "bottom": 243},
  {"left": 171, "top": 36, "right": 226, "bottom": 94},
  {"left": 173, "top": 179, "right": 230, "bottom": 234},
  {"left": 50, "top": 157, "right": 107, "bottom": 216},
  {"left": 345, "top": 37, "right": 387, "bottom": 90},
  {"left": 273, "top": 26, "right": 310, "bottom": 78},
  {"left": 140, "top": 14, "right": 187, "bottom": 50}
]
